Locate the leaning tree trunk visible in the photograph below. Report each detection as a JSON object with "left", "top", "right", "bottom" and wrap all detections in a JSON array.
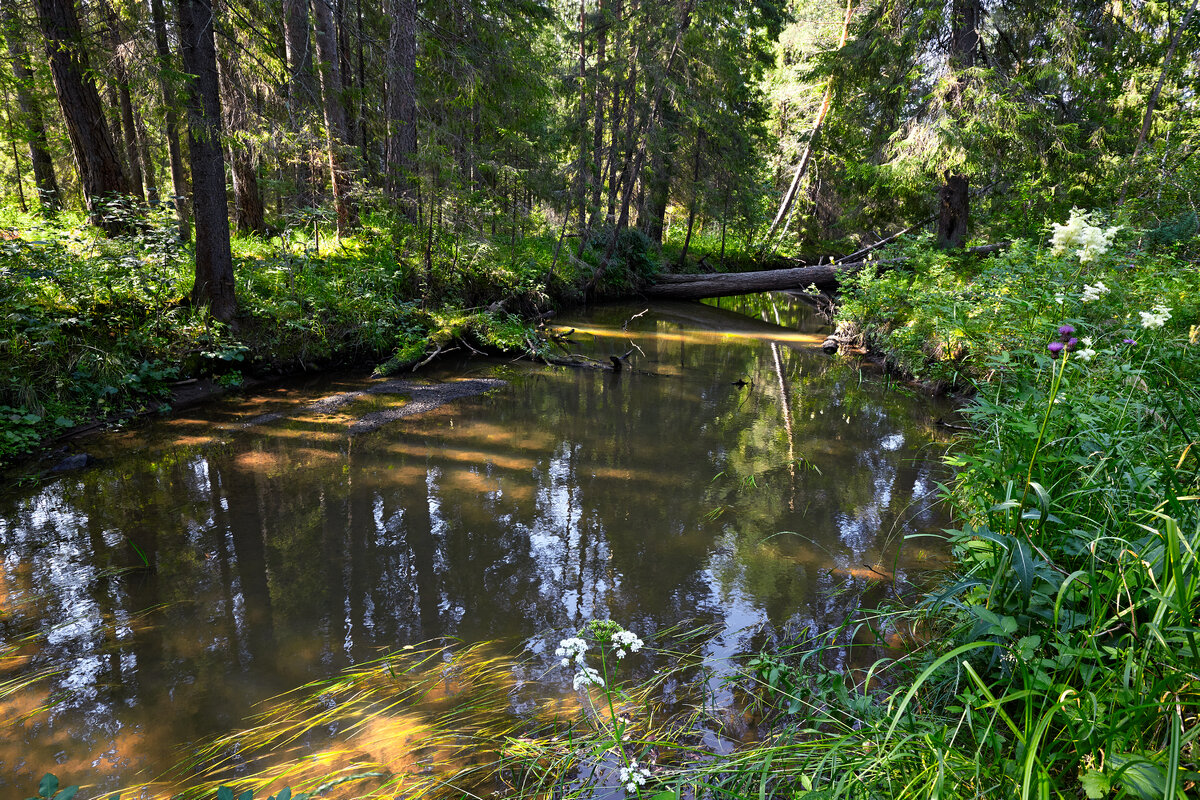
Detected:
[
  {"left": 385, "top": 0, "right": 418, "bottom": 220},
  {"left": 311, "top": 0, "right": 356, "bottom": 233},
  {"left": 176, "top": 0, "right": 236, "bottom": 321},
  {"left": 32, "top": 0, "right": 131, "bottom": 232},
  {"left": 1, "top": 0, "right": 60, "bottom": 208}
]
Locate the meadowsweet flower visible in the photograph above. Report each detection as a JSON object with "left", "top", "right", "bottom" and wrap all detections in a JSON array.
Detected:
[
  {"left": 612, "top": 629, "right": 644, "bottom": 659},
  {"left": 556, "top": 637, "right": 588, "bottom": 667},
  {"left": 573, "top": 665, "right": 604, "bottom": 690},
  {"left": 1053, "top": 292, "right": 1065, "bottom": 304},
  {"left": 1138, "top": 305, "right": 1172, "bottom": 329},
  {"left": 1050, "top": 209, "right": 1119, "bottom": 264},
  {"left": 1081, "top": 282, "right": 1109, "bottom": 303},
  {"left": 1048, "top": 341, "right": 1064, "bottom": 357},
  {"left": 1076, "top": 347, "right": 1096, "bottom": 362},
  {"left": 619, "top": 760, "right": 651, "bottom": 794}
]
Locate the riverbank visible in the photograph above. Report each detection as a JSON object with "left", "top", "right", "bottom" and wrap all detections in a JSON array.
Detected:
[
  {"left": 0, "top": 207, "right": 673, "bottom": 469},
  {"left": 732, "top": 226, "right": 1200, "bottom": 797}
]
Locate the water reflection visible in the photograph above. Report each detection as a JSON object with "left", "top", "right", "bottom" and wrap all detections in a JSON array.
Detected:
[{"left": 0, "top": 297, "right": 950, "bottom": 794}]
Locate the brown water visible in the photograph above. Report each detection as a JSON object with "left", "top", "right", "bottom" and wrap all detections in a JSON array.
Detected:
[{"left": 0, "top": 297, "right": 950, "bottom": 796}]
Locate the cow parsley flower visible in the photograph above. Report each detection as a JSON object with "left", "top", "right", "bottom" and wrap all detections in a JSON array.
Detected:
[
  {"left": 573, "top": 665, "right": 604, "bottom": 690},
  {"left": 612, "top": 630, "right": 644, "bottom": 659},
  {"left": 1138, "top": 305, "right": 1172, "bottom": 329},
  {"left": 1081, "top": 282, "right": 1109, "bottom": 303},
  {"left": 619, "top": 760, "right": 651, "bottom": 794},
  {"left": 556, "top": 637, "right": 588, "bottom": 667},
  {"left": 1049, "top": 209, "right": 1119, "bottom": 264}
]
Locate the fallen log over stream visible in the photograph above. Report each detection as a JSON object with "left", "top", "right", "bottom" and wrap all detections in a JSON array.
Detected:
[
  {"left": 645, "top": 261, "right": 861, "bottom": 299},
  {"left": 645, "top": 242, "right": 1009, "bottom": 301}
]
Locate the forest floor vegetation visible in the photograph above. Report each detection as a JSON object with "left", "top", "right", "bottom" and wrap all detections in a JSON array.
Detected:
[{"left": 0, "top": 205, "right": 679, "bottom": 468}]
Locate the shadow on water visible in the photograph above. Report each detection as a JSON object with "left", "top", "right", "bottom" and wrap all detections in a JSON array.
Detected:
[{"left": 0, "top": 294, "right": 953, "bottom": 796}]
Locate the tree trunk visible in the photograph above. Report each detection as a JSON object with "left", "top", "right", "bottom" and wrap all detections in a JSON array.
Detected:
[
  {"left": 762, "top": 0, "right": 853, "bottom": 244},
  {"left": 177, "top": 0, "right": 236, "bottom": 321},
  {"left": 1121, "top": 0, "right": 1199, "bottom": 203},
  {"left": 135, "top": 110, "right": 159, "bottom": 206},
  {"left": 385, "top": 0, "right": 418, "bottom": 220},
  {"left": 936, "top": 0, "right": 978, "bottom": 248},
  {"left": 312, "top": 0, "right": 356, "bottom": 232},
  {"left": 116, "top": 59, "right": 146, "bottom": 203},
  {"left": 150, "top": 0, "right": 190, "bottom": 236},
  {"left": 2, "top": 0, "right": 60, "bottom": 209},
  {"left": 602, "top": 0, "right": 692, "bottom": 264},
  {"left": 640, "top": 101, "right": 675, "bottom": 244},
  {"left": 936, "top": 172, "right": 968, "bottom": 250},
  {"left": 678, "top": 128, "right": 702, "bottom": 266},
  {"left": 284, "top": 0, "right": 317, "bottom": 207},
  {"left": 34, "top": 0, "right": 132, "bottom": 231},
  {"left": 588, "top": 0, "right": 605, "bottom": 228},
  {"left": 217, "top": 46, "right": 266, "bottom": 234}
]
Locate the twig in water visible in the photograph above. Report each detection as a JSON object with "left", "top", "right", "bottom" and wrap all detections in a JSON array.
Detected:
[{"left": 621, "top": 308, "right": 650, "bottom": 332}]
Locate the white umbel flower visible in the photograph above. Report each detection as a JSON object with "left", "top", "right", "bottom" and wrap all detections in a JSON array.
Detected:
[
  {"left": 612, "top": 629, "right": 643, "bottom": 659},
  {"left": 1139, "top": 305, "right": 1172, "bottom": 329},
  {"left": 618, "top": 760, "right": 651, "bottom": 794},
  {"left": 555, "top": 637, "right": 588, "bottom": 667},
  {"left": 1081, "top": 282, "right": 1109, "bottom": 303},
  {"left": 572, "top": 665, "right": 604, "bottom": 691},
  {"left": 1050, "top": 209, "right": 1119, "bottom": 264}
]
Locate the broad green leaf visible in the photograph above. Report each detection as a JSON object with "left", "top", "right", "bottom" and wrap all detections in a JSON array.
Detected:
[
  {"left": 1079, "top": 770, "right": 1109, "bottom": 799},
  {"left": 39, "top": 775, "right": 59, "bottom": 799}
]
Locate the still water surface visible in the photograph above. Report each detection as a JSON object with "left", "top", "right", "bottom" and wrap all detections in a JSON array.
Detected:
[{"left": 0, "top": 297, "right": 950, "bottom": 794}]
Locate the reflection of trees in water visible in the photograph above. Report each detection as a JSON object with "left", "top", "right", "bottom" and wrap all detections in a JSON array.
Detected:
[{"left": 0, "top": 300, "right": 950, "bottom": 791}]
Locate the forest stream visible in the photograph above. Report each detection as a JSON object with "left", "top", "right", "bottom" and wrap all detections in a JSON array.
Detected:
[{"left": 0, "top": 295, "right": 953, "bottom": 796}]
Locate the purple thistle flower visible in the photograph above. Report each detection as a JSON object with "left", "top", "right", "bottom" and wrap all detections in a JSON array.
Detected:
[
  {"left": 1048, "top": 341, "right": 1065, "bottom": 357},
  {"left": 1058, "top": 325, "right": 1076, "bottom": 338},
  {"left": 1065, "top": 337, "right": 1078, "bottom": 351}
]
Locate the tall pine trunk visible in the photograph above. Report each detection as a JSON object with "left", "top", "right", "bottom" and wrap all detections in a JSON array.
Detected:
[
  {"left": 385, "top": 0, "right": 417, "bottom": 220},
  {"left": 312, "top": 0, "right": 356, "bottom": 232},
  {"left": 1, "top": 0, "right": 60, "bottom": 209},
  {"left": 284, "top": 0, "right": 317, "bottom": 207},
  {"left": 34, "top": 0, "right": 132, "bottom": 232},
  {"left": 937, "top": 0, "right": 978, "bottom": 250},
  {"left": 151, "top": 0, "right": 190, "bottom": 236},
  {"left": 217, "top": 44, "right": 266, "bottom": 234},
  {"left": 177, "top": 0, "right": 236, "bottom": 321}
]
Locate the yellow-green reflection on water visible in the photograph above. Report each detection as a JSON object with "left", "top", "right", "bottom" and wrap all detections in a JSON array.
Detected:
[{"left": 0, "top": 297, "right": 951, "bottom": 795}]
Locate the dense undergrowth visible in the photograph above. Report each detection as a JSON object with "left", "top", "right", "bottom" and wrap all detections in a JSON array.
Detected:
[{"left": 0, "top": 204, "right": 682, "bottom": 467}]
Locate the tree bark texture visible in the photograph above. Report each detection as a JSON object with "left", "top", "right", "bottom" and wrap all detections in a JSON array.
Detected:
[
  {"left": 33, "top": 0, "right": 131, "bottom": 232},
  {"left": 1, "top": 0, "right": 60, "bottom": 208},
  {"left": 936, "top": 172, "right": 968, "bottom": 250},
  {"left": 217, "top": 45, "right": 266, "bottom": 234},
  {"left": 385, "top": 0, "right": 417, "bottom": 219},
  {"left": 312, "top": 0, "right": 356, "bottom": 232},
  {"left": 177, "top": 0, "right": 237, "bottom": 321},
  {"left": 284, "top": 0, "right": 317, "bottom": 206},
  {"left": 150, "top": 0, "right": 190, "bottom": 236}
]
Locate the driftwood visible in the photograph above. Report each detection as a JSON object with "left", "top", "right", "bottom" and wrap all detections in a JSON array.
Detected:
[{"left": 645, "top": 242, "right": 1009, "bottom": 301}]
